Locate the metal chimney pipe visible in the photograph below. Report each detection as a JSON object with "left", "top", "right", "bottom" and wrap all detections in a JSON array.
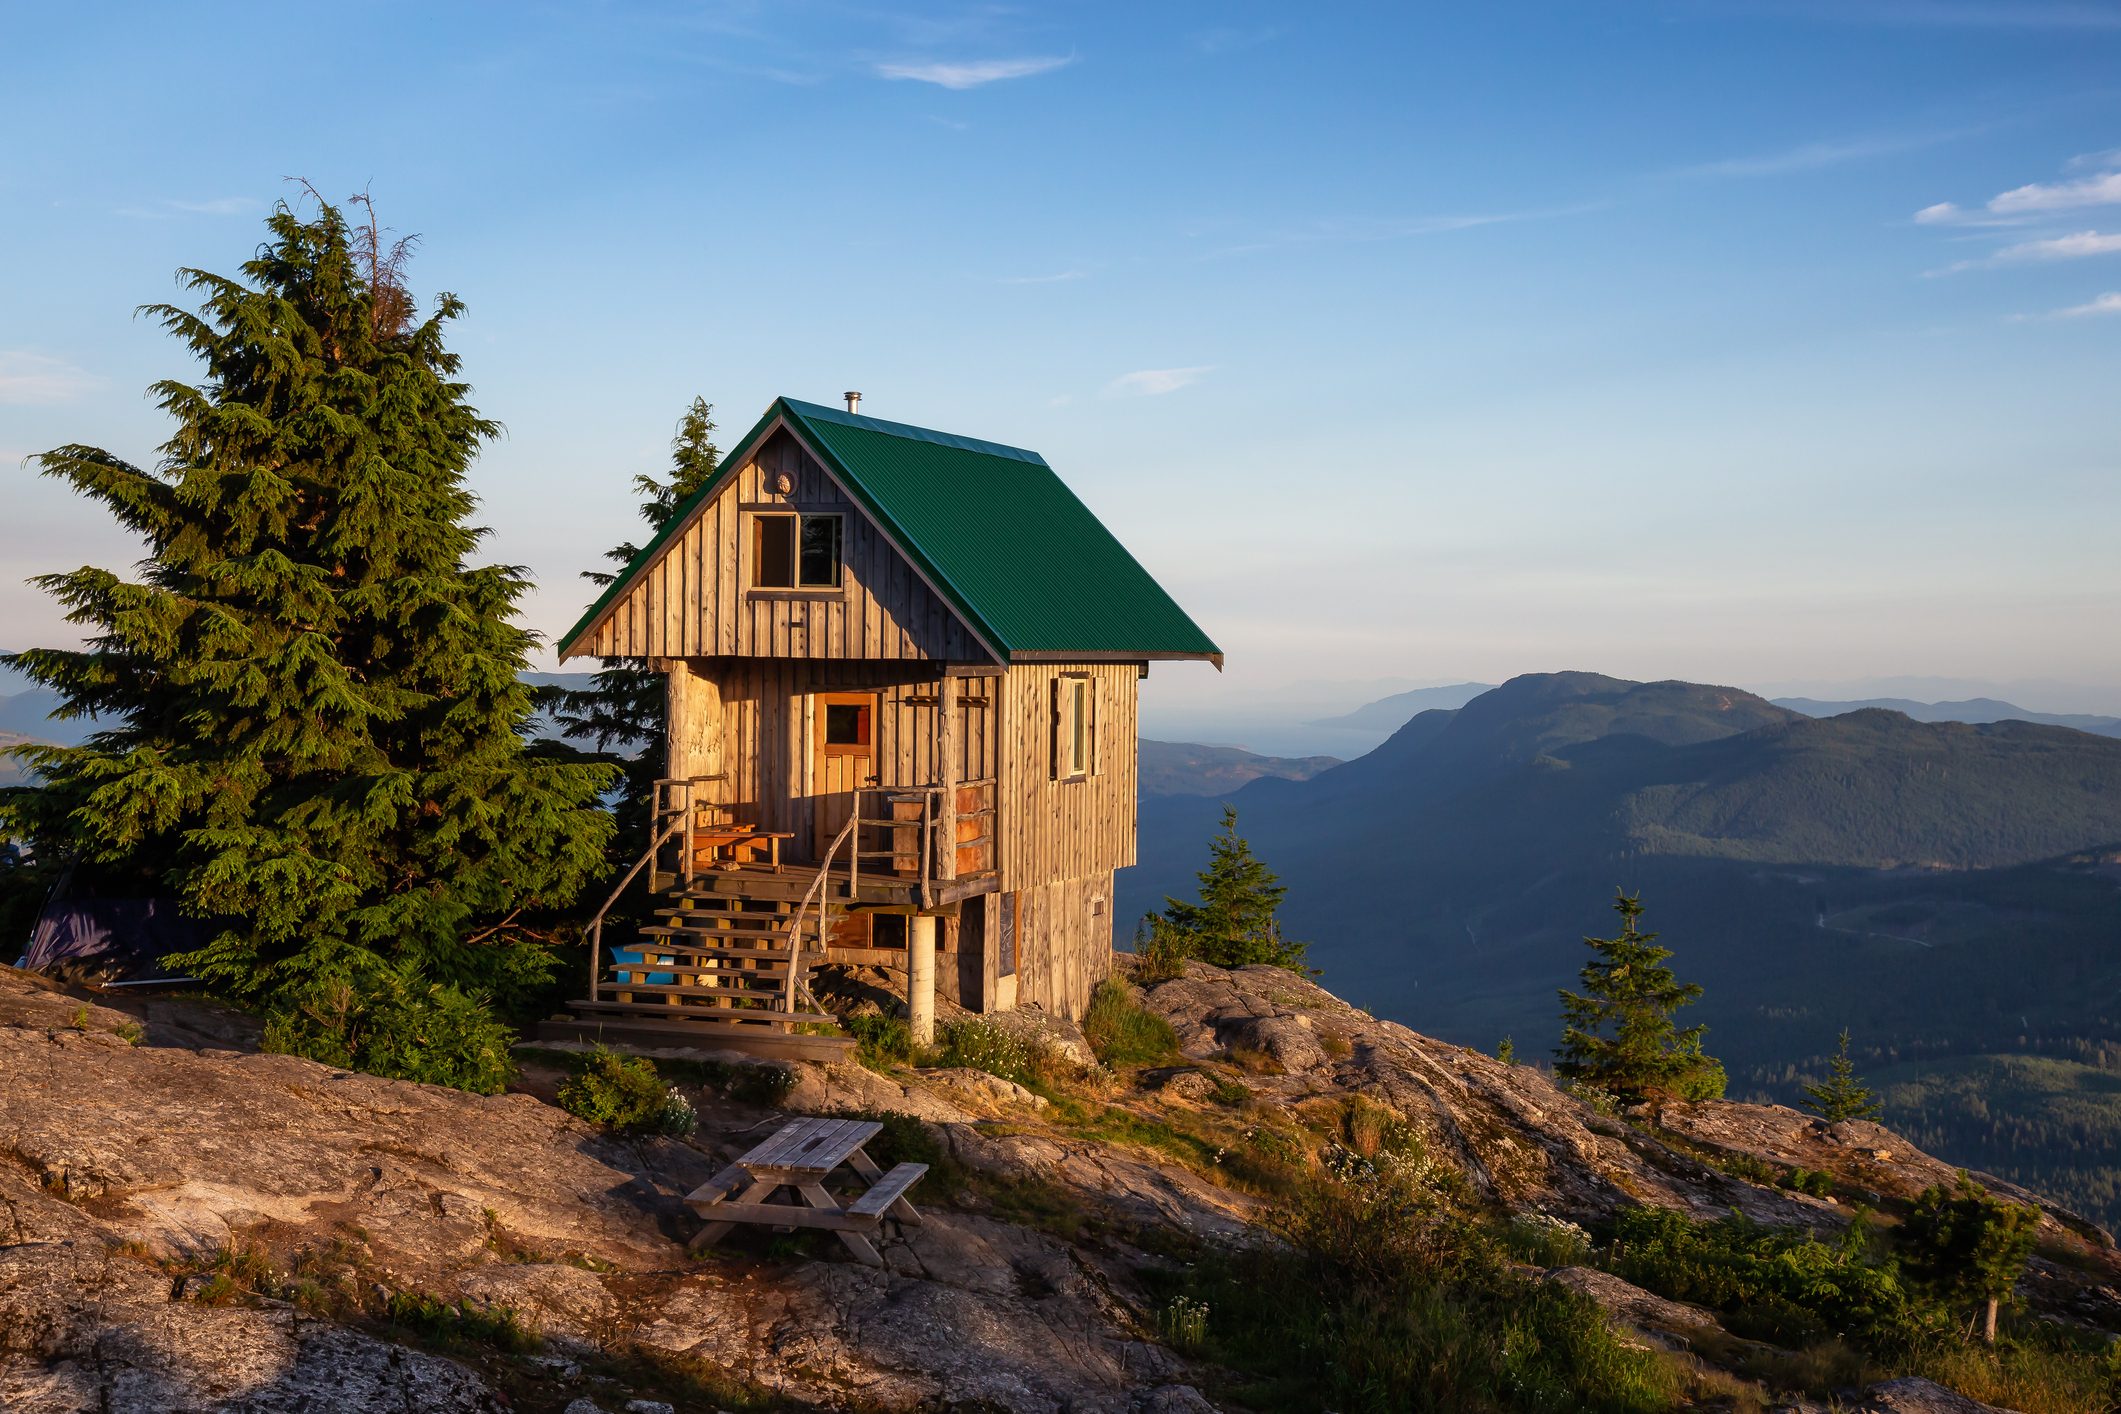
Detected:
[{"left": 844, "top": 391, "right": 862, "bottom": 414}]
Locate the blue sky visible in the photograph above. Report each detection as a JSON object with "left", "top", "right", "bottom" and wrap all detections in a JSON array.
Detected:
[{"left": 4, "top": 1, "right": 2119, "bottom": 739}]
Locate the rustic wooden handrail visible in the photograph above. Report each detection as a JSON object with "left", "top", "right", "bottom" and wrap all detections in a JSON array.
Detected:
[
  {"left": 586, "top": 778, "right": 695, "bottom": 1004},
  {"left": 783, "top": 811, "right": 861, "bottom": 1013}
]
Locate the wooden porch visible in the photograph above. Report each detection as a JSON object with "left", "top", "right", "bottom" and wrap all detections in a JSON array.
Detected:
[{"left": 540, "top": 773, "right": 997, "bottom": 1060}]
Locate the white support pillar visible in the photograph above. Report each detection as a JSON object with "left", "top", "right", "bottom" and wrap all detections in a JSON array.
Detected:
[{"left": 908, "top": 914, "right": 938, "bottom": 1047}]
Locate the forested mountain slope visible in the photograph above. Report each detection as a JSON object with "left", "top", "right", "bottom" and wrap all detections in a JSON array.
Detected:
[{"left": 1126, "top": 672, "right": 2121, "bottom": 1225}]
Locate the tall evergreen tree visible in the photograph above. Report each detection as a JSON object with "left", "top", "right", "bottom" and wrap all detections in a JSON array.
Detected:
[
  {"left": 0, "top": 195, "right": 614, "bottom": 1090},
  {"left": 541, "top": 397, "right": 721, "bottom": 854},
  {"left": 1555, "top": 890, "right": 1725, "bottom": 1104},
  {"left": 1802, "top": 1028, "right": 1883, "bottom": 1124},
  {"left": 1161, "top": 806, "right": 1310, "bottom": 973}
]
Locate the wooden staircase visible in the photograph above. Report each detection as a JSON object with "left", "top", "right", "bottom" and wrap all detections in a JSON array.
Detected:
[
  {"left": 539, "top": 775, "right": 993, "bottom": 1062},
  {"left": 539, "top": 778, "right": 860, "bottom": 1062}
]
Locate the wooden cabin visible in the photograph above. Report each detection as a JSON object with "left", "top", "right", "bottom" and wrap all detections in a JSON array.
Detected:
[{"left": 542, "top": 395, "right": 1220, "bottom": 1057}]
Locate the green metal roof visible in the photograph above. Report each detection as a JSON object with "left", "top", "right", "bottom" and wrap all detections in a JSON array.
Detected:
[{"left": 560, "top": 396, "right": 1223, "bottom": 665}]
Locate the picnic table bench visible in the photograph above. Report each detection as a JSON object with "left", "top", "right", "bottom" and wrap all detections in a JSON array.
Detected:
[{"left": 684, "top": 1116, "right": 926, "bottom": 1266}]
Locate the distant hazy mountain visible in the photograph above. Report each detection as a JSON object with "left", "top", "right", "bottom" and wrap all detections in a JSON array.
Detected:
[
  {"left": 1303, "top": 681, "right": 1496, "bottom": 730},
  {"left": 1139, "top": 739, "right": 1340, "bottom": 799},
  {"left": 1777, "top": 696, "right": 2121, "bottom": 739},
  {"left": 1126, "top": 671, "right": 2121, "bottom": 1223}
]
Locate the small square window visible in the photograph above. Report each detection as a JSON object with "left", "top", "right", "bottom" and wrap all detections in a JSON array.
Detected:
[
  {"left": 824, "top": 702, "right": 870, "bottom": 749},
  {"left": 751, "top": 513, "right": 842, "bottom": 590}
]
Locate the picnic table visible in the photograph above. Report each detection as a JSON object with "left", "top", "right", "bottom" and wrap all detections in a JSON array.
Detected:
[
  {"left": 689, "top": 822, "right": 794, "bottom": 870},
  {"left": 684, "top": 1116, "right": 926, "bottom": 1266}
]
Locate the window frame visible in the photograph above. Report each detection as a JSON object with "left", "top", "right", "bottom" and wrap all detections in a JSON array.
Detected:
[
  {"left": 1052, "top": 673, "right": 1096, "bottom": 782},
  {"left": 747, "top": 510, "right": 845, "bottom": 592},
  {"left": 817, "top": 692, "right": 876, "bottom": 759}
]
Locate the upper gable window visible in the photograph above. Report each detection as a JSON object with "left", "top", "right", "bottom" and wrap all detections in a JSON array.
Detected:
[{"left": 751, "top": 512, "right": 842, "bottom": 590}]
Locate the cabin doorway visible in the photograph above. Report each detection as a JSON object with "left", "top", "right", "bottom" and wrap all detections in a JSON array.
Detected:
[{"left": 812, "top": 692, "right": 878, "bottom": 859}]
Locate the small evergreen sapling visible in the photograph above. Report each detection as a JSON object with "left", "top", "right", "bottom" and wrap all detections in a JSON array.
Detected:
[
  {"left": 1900, "top": 1171, "right": 2038, "bottom": 1344},
  {"left": 1160, "top": 807, "right": 1311, "bottom": 973},
  {"left": 1802, "top": 1028, "right": 1883, "bottom": 1124},
  {"left": 1555, "top": 890, "right": 1725, "bottom": 1105}
]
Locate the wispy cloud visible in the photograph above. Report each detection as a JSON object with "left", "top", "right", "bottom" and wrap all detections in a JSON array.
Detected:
[
  {"left": 2011, "top": 291, "right": 2121, "bottom": 320},
  {"left": 1918, "top": 151, "right": 2121, "bottom": 225},
  {"left": 1679, "top": 126, "right": 1975, "bottom": 179},
  {"left": 0, "top": 352, "right": 99, "bottom": 404},
  {"left": 115, "top": 195, "right": 258, "bottom": 220},
  {"left": 875, "top": 55, "right": 1073, "bottom": 89},
  {"left": 2055, "top": 291, "right": 2121, "bottom": 317},
  {"left": 1104, "top": 367, "right": 1212, "bottom": 398},
  {"left": 1929, "top": 229, "right": 2121, "bottom": 274}
]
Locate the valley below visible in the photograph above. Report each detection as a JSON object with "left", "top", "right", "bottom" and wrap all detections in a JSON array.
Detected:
[{"left": 1126, "top": 672, "right": 2121, "bottom": 1232}]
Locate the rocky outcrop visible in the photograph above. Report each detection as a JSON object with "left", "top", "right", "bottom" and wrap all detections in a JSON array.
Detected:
[
  {"left": 0, "top": 968, "right": 1224, "bottom": 1412},
  {"left": 1136, "top": 963, "right": 1843, "bottom": 1228},
  {"left": 1, "top": 959, "right": 2111, "bottom": 1412}
]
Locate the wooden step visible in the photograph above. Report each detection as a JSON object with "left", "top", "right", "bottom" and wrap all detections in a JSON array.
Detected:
[
  {"left": 571, "top": 998, "right": 837, "bottom": 1025},
  {"left": 649, "top": 911, "right": 790, "bottom": 931},
  {"left": 633, "top": 931, "right": 796, "bottom": 958},
  {"left": 606, "top": 972, "right": 792, "bottom": 997}
]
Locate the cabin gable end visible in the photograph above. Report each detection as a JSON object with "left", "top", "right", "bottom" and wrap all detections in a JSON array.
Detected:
[{"left": 562, "top": 424, "right": 998, "bottom": 664}]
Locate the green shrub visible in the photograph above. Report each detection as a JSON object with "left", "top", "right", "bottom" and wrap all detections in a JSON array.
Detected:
[
  {"left": 934, "top": 1018, "right": 1040, "bottom": 1087},
  {"left": 1082, "top": 979, "right": 1179, "bottom": 1068},
  {"left": 1150, "top": 1151, "right": 1681, "bottom": 1412},
  {"left": 845, "top": 1110, "right": 945, "bottom": 1171},
  {"left": 1208, "top": 1077, "right": 1252, "bottom": 1107},
  {"left": 382, "top": 1291, "right": 540, "bottom": 1354},
  {"left": 846, "top": 1013, "right": 916, "bottom": 1071},
  {"left": 1500, "top": 1212, "right": 1594, "bottom": 1269},
  {"left": 1130, "top": 915, "right": 1191, "bottom": 984},
  {"left": 724, "top": 1061, "right": 796, "bottom": 1109},
  {"left": 556, "top": 1047, "right": 696, "bottom": 1135},
  {"left": 263, "top": 969, "right": 517, "bottom": 1095},
  {"left": 1782, "top": 1166, "right": 1834, "bottom": 1198},
  {"left": 1605, "top": 1205, "right": 1922, "bottom": 1349}
]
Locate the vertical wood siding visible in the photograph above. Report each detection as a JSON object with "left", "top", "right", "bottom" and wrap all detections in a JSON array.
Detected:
[
  {"left": 989, "top": 662, "right": 1138, "bottom": 1019},
  {"left": 576, "top": 427, "right": 990, "bottom": 663},
  {"left": 994, "top": 663, "right": 1139, "bottom": 889},
  {"left": 1012, "top": 873, "right": 1116, "bottom": 1017},
  {"left": 682, "top": 658, "right": 996, "bottom": 864}
]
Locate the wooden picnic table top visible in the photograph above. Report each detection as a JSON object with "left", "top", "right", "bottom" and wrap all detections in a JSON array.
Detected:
[{"left": 734, "top": 1115, "right": 881, "bottom": 1179}]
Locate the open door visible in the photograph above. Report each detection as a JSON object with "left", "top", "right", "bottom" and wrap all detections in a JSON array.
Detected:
[{"left": 812, "top": 692, "right": 877, "bottom": 859}]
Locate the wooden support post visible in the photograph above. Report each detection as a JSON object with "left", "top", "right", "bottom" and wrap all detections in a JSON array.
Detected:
[
  {"left": 937, "top": 672, "right": 958, "bottom": 884},
  {"left": 908, "top": 914, "right": 937, "bottom": 1047}
]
